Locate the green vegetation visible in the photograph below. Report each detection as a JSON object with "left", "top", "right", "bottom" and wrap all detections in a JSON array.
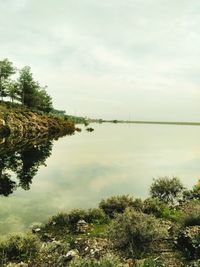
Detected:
[
  {"left": 0, "top": 59, "right": 52, "bottom": 112},
  {"left": 69, "top": 254, "right": 126, "bottom": 267},
  {"left": 99, "top": 195, "right": 135, "bottom": 217},
  {"left": 0, "top": 59, "right": 89, "bottom": 125},
  {"left": 0, "top": 234, "right": 40, "bottom": 265},
  {"left": 109, "top": 208, "right": 167, "bottom": 257},
  {"left": 0, "top": 177, "right": 200, "bottom": 266},
  {"left": 150, "top": 176, "right": 184, "bottom": 204}
]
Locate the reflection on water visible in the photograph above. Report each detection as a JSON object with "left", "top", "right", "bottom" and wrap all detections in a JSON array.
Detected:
[
  {"left": 0, "top": 123, "right": 200, "bottom": 236},
  {"left": 0, "top": 141, "right": 52, "bottom": 196}
]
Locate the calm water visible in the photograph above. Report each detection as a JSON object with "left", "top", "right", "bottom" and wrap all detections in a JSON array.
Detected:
[{"left": 0, "top": 123, "right": 200, "bottom": 235}]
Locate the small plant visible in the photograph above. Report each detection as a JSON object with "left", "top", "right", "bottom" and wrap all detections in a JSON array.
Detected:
[
  {"left": 135, "top": 257, "right": 165, "bottom": 267},
  {"left": 177, "top": 226, "right": 200, "bottom": 260},
  {"left": 69, "top": 254, "right": 127, "bottom": 267},
  {"left": 143, "top": 198, "right": 167, "bottom": 217},
  {"left": 181, "top": 202, "right": 200, "bottom": 227},
  {"left": 0, "top": 233, "right": 40, "bottom": 263},
  {"left": 99, "top": 195, "right": 135, "bottom": 217},
  {"left": 182, "top": 181, "right": 200, "bottom": 202},
  {"left": 49, "top": 208, "right": 107, "bottom": 230},
  {"left": 150, "top": 176, "right": 184, "bottom": 204},
  {"left": 109, "top": 208, "right": 167, "bottom": 257}
]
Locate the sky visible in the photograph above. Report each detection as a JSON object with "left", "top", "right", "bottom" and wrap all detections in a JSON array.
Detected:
[{"left": 0, "top": 0, "right": 200, "bottom": 121}]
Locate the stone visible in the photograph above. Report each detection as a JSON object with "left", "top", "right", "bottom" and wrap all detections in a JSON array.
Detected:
[
  {"left": 76, "top": 219, "right": 89, "bottom": 233},
  {"left": 32, "top": 227, "right": 41, "bottom": 233},
  {"left": 65, "top": 249, "right": 79, "bottom": 260}
]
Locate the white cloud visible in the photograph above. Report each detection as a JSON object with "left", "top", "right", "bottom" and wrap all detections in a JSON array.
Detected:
[{"left": 0, "top": 0, "right": 200, "bottom": 120}]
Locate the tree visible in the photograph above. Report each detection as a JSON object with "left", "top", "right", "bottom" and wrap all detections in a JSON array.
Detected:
[
  {"left": 150, "top": 176, "right": 184, "bottom": 204},
  {"left": 18, "top": 66, "right": 38, "bottom": 107},
  {"left": 4, "top": 79, "right": 21, "bottom": 102},
  {"left": 0, "top": 59, "right": 16, "bottom": 100},
  {"left": 34, "top": 86, "right": 53, "bottom": 112}
]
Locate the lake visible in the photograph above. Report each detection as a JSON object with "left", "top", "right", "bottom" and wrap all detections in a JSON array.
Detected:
[{"left": 0, "top": 123, "right": 199, "bottom": 236}]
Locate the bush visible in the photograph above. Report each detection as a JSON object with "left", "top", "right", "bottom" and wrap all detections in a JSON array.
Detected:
[
  {"left": 0, "top": 233, "right": 40, "bottom": 263},
  {"left": 99, "top": 195, "right": 135, "bottom": 217},
  {"left": 131, "top": 198, "right": 144, "bottom": 212},
  {"left": 109, "top": 208, "right": 167, "bottom": 257},
  {"left": 135, "top": 257, "right": 165, "bottom": 267},
  {"left": 182, "top": 181, "right": 200, "bottom": 202},
  {"left": 177, "top": 226, "right": 200, "bottom": 260},
  {"left": 143, "top": 198, "right": 167, "bottom": 217},
  {"left": 69, "top": 254, "right": 127, "bottom": 267},
  {"left": 150, "top": 177, "right": 184, "bottom": 204},
  {"left": 49, "top": 208, "right": 107, "bottom": 230},
  {"left": 181, "top": 202, "right": 200, "bottom": 227}
]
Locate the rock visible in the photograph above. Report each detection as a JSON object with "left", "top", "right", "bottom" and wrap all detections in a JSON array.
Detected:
[
  {"left": 65, "top": 249, "right": 79, "bottom": 260},
  {"left": 86, "top": 127, "right": 94, "bottom": 132},
  {"left": 32, "top": 227, "right": 41, "bottom": 233},
  {"left": 76, "top": 219, "right": 89, "bottom": 233}
]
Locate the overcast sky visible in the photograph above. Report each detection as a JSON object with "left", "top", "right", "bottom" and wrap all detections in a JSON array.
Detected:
[{"left": 0, "top": 0, "right": 200, "bottom": 120}]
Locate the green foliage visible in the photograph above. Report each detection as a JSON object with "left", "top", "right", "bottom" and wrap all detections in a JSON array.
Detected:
[
  {"left": 50, "top": 208, "right": 107, "bottom": 230},
  {"left": 99, "top": 195, "right": 135, "bottom": 217},
  {"left": 0, "top": 59, "right": 16, "bottom": 100},
  {"left": 177, "top": 226, "right": 200, "bottom": 260},
  {"left": 182, "top": 181, "right": 200, "bottom": 202},
  {"left": 0, "top": 233, "right": 40, "bottom": 263},
  {"left": 131, "top": 198, "right": 144, "bottom": 212},
  {"left": 69, "top": 254, "right": 126, "bottom": 267},
  {"left": 143, "top": 198, "right": 167, "bottom": 217},
  {"left": 181, "top": 202, "right": 200, "bottom": 227},
  {"left": 161, "top": 207, "right": 182, "bottom": 221},
  {"left": 142, "top": 198, "right": 181, "bottom": 221},
  {"left": 109, "top": 208, "right": 167, "bottom": 257},
  {"left": 0, "top": 59, "right": 16, "bottom": 79},
  {"left": 135, "top": 257, "right": 165, "bottom": 267},
  {"left": 0, "top": 59, "right": 53, "bottom": 113},
  {"left": 150, "top": 176, "right": 184, "bottom": 204}
]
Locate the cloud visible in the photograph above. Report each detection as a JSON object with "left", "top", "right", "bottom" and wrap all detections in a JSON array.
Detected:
[{"left": 0, "top": 0, "right": 200, "bottom": 120}]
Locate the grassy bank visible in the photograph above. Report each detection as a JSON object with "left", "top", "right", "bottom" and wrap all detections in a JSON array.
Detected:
[{"left": 1, "top": 177, "right": 200, "bottom": 267}]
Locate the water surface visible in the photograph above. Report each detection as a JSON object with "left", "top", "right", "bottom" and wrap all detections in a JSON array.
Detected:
[{"left": 0, "top": 123, "right": 200, "bottom": 235}]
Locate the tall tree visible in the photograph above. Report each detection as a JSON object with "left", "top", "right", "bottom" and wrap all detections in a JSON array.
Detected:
[
  {"left": 0, "top": 59, "right": 16, "bottom": 100},
  {"left": 18, "top": 66, "right": 37, "bottom": 107},
  {"left": 4, "top": 79, "right": 21, "bottom": 102},
  {"left": 35, "top": 86, "right": 53, "bottom": 112}
]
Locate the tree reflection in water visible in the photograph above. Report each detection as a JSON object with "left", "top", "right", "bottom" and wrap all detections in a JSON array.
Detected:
[{"left": 0, "top": 141, "right": 53, "bottom": 196}]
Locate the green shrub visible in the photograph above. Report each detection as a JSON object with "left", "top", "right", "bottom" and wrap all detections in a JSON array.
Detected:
[
  {"left": 87, "top": 208, "right": 108, "bottom": 223},
  {"left": 177, "top": 226, "right": 200, "bottom": 260},
  {"left": 143, "top": 198, "right": 181, "bottom": 221},
  {"left": 135, "top": 257, "right": 165, "bottom": 267},
  {"left": 69, "top": 254, "right": 127, "bottom": 267},
  {"left": 49, "top": 208, "right": 107, "bottom": 230},
  {"left": 161, "top": 207, "right": 182, "bottom": 221},
  {"left": 181, "top": 202, "right": 200, "bottom": 227},
  {"left": 109, "top": 208, "right": 167, "bottom": 257},
  {"left": 0, "top": 233, "right": 40, "bottom": 263},
  {"left": 143, "top": 198, "right": 167, "bottom": 217},
  {"left": 182, "top": 187, "right": 200, "bottom": 202},
  {"left": 99, "top": 195, "right": 135, "bottom": 217},
  {"left": 131, "top": 198, "right": 144, "bottom": 212},
  {"left": 150, "top": 176, "right": 184, "bottom": 204}
]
